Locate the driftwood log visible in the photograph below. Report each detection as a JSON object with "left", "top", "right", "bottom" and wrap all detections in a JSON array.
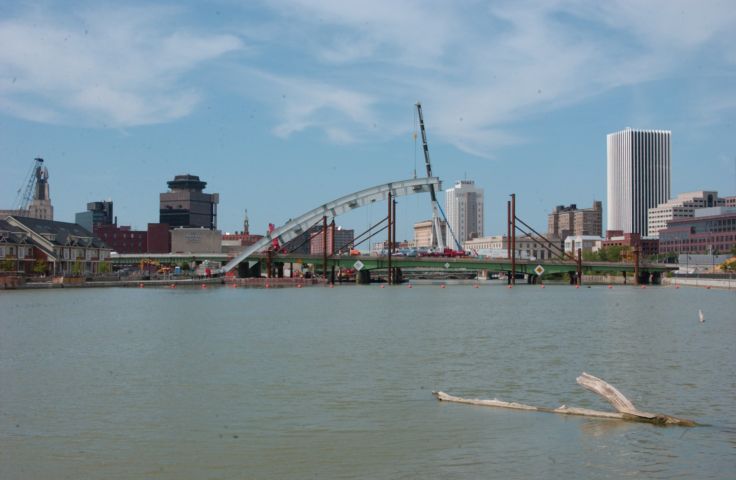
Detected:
[{"left": 433, "top": 372, "right": 696, "bottom": 427}]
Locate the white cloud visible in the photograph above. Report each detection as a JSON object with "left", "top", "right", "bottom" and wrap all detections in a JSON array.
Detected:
[
  {"left": 242, "top": 0, "right": 735, "bottom": 155},
  {"left": 0, "top": 5, "right": 242, "bottom": 126}
]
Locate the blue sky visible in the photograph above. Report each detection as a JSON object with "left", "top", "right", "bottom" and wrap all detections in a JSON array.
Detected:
[{"left": 1, "top": 0, "right": 735, "bottom": 241}]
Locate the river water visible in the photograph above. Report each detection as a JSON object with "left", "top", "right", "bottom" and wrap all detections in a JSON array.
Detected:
[{"left": 1, "top": 284, "right": 734, "bottom": 479}]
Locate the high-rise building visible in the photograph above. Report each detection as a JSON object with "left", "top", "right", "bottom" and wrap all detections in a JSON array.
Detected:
[
  {"left": 547, "top": 201, "right": 602, "bottom": 239},
  {"left": 159, "top": 174, "right": 219, "bottom": 229},
  {"left": 607, "top": 128, "right": 671, "bottom": 235},
  {"left": 445, "top": 180, "right": 484, "bottom": 247}
]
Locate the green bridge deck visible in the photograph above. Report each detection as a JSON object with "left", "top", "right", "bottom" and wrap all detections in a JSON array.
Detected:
[{"left": 112, "top": 253, "right": 676, "bottom": 276}]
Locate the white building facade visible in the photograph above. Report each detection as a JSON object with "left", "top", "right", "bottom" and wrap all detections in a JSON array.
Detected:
[
  {"left": 445, "top": 180, "right": 484, "bottom": 248},
  {"left": 564, "top": 235, "right": 604, "bottom": 254},
  {"left": 607, "top": 128, "right": 671, "bottom": 235},
  {"left": 647, "top": 191, "right": 722, "bottom": 237}
]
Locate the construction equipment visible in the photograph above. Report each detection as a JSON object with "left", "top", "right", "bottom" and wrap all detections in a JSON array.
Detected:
[
  {"left": 13, "top": 158, "right": 44, "bottom": 214},
  {"left": 415, "top": 103, "right": 464, "bottom": 250}
]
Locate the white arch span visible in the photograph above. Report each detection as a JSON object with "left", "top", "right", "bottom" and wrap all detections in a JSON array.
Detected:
[{"left": 219, "top": 177, "right": 441, "bottom": 274}]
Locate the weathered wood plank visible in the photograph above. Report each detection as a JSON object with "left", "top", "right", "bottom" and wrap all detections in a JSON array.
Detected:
[{"left": 433, "top": 373, "right": 697, "bottom": 427}]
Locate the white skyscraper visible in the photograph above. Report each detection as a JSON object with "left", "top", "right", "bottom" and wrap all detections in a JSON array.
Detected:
[
  {"left": 607, "top": 128, "right": 671, "bottom": 235},
  {"left": 445, "top": 180, "right": 484, "bottom": 248}
]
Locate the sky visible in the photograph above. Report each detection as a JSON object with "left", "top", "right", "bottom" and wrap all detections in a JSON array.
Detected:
[{"left": 1, "top": 0, "right": 735, "bottom": 242}]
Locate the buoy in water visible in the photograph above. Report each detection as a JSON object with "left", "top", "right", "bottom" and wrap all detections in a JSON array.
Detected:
[
  {"left": 139, "top": 283, "right": 144, "bottom": 288},
  {"left": 201, "top": 283, "right": 207, "bottom": 288},
  {"left": 407, "top": 284, "right": 412, "bottom": 288},
  {"left": 608, "top": 285, "right": 612, "bottom": 289},
  {"left": 380, "top": 284, "right": 385, "bottom": 288},
  {"left": 440, "top": 284, "right": 446, "bottom": 288},
  {"left": 170, "top": 283, "right": 176, "bottom": 288},
  {"left": 540, "top": 284, "right": 545, "bottom": 288}
]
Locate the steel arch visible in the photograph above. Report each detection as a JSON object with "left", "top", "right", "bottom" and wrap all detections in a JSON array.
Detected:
[{"left": 218, "top": 177, "right": 441, "bottom": 273}]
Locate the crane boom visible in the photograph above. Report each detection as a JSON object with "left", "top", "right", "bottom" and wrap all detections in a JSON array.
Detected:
[
  {"left": 415, "top": 102, "right": 446, "bottom": 250},
  {"left": 14, "top": 158, "right": 44, "bottom": 214}
]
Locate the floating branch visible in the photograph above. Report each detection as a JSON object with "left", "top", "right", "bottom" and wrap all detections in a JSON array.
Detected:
[{"left": 433, "top": 372, "right": 696, "bottom": 427}]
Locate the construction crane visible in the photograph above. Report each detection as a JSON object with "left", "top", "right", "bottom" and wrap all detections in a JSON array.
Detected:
[
  {"left": 13, "top": 158, "right": 44, "bottom": 215},
  {"left": 416, "top": 102, "right": 453, "bottom": 251}
]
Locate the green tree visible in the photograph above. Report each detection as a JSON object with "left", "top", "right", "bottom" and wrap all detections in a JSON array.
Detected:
[
  {"left": 71, "top": 260, "right": 83, "bottom": 276},
  {"left": 32, "top": 258, "right": 48, "bottom": 275},
  {"left": 98, "top": 261, "right": 111, "bottom": 274},
  {"left": 1, "top": 258, "right": 15, "bottom": 271}
]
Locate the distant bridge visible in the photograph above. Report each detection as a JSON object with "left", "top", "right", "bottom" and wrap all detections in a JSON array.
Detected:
[
  {"left": 111, "top": 252, "right": 676, "bottom": 283},
  {"left": 110, "top": 175, "right": 677, "bottom": 285}
]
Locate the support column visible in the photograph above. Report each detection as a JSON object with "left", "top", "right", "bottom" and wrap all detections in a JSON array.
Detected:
[
  {"left": 330, "top": 220, "right": 336, "bottom": 256},
  {"left": 387, "top": 191, "right": 393, "bottom": 285},
  {"left": 356, "top": 269, "right": 371, "bottom": 285},
  {"left": 576, "top": 248, "right": 582, "bottom": 286},
  {"left": 266, "top": 249, "right": 273, "bottom": 278},
  {"left": 322, "top": 215, "right": 328, "bottom": 282},
  {"left": 511, "top": 193, "right": 516, "bottom": 285},
  {"left": 507, "top": 200, "right": 511, "bottom": 260},
  {"left": 633, "top": 247, "right": 640, "bottom": 285},
  {"left": 392, "top": 198, "right": 397, "bottom": 254}
]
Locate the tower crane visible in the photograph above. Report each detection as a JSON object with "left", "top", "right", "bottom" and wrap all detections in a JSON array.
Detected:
[{"left": 13, "top": 158, "right": 44, "bottom": 215}]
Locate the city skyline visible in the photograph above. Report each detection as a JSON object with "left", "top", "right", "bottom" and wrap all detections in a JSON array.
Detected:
[{"left": 1, "top": 1, "right": 735, "bottom": 240}]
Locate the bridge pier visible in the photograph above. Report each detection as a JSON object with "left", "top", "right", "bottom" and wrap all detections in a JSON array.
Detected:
[
  {"left": 356, "top": 269, "right": 371, "bottom": 285},
  {"left": 392, "top": 267, "right": 403, "bottom": 285},
  {"left": 238, "top": 261, "right": 261, "bottom": 278}
]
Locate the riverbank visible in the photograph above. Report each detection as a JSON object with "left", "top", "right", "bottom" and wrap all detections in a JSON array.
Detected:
[{"left": 662, "top": 276, "right": 736, "bottom": 290}]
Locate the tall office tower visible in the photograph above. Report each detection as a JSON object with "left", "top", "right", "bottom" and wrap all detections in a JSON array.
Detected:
[
  {"left": 160, "top": 174, "right": 219, "bottom": 229},
  {"left": 607, "top": 128, "right": 671, "bottom": 235},
  {"left": 445, "top": 180, "right": 484, "bottom": 247}
]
